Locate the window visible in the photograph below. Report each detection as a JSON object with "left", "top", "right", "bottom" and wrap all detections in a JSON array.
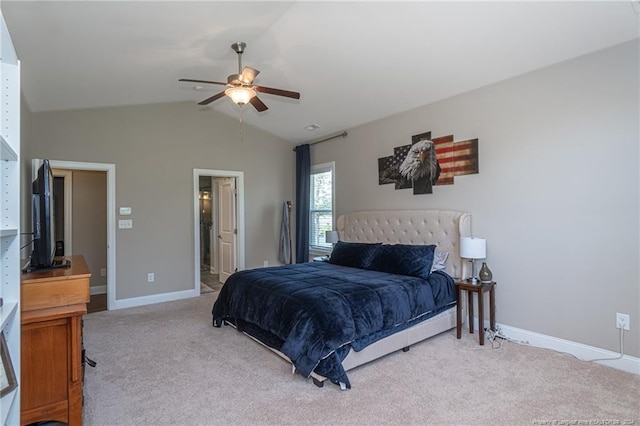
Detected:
[{"left": 309, "top": 162, "right": 334, "bottom": 254}]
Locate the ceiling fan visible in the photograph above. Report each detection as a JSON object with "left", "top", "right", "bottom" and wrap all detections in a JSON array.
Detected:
[{"left": 179, "top": 42, "right": 300, "bottom": 112}]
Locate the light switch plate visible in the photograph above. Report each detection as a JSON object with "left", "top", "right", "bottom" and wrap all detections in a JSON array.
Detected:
[{"left": 119, "top": 207, "right": 132, "bottom": 215}]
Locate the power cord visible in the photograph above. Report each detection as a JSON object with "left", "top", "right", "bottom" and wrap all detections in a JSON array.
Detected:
[
  {"left": 485, "top": 327, "right": 502, "bottom": 349},
  {"left": 577, "top": 326, "right": 625, "bottom": 363},
  {"left": 486, "top": 324, "right": 529, "bottom": 348},
  {"left": 487, "top": 324, "right": 626, "bottom": 364},
  {"left": 20, "top": 238, "right": 35, "bottom": 250},
  {"left": 456, "top": 324, "right": 525, "bottom": 351}
]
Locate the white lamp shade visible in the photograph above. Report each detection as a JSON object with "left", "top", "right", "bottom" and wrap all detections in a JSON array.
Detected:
[
  {"left": 326, "top": 230, "right": 339, "bottom": 243},
  {"left": 460, "top": 237, "right": 486, "bottom": 259},
  {"left": 225, "top": 86, "right": 256, "bottom": 105}
]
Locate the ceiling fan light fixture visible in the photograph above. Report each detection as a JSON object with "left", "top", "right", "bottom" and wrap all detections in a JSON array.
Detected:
[
  {"left": 225, "top": 86, "right": 256, "bottom": 106},
  {"left": 180, "top": 42, "right": 299, "bottom": 111}
]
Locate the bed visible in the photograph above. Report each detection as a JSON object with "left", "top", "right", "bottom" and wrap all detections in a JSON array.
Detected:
[{"left": 212, "top": 210, "right": 471, "bottom": 389}]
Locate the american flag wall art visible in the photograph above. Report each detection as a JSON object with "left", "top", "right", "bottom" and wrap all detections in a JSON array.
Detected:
[{"left": 378, "top": 131, "right": 479, "bottom": 195}]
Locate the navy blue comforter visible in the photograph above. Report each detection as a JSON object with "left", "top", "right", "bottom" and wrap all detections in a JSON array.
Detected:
[{"left": 212, "top": 262, "right": 455, "bottom": 387}]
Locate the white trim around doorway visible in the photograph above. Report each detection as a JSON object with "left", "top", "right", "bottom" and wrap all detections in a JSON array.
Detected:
[
  {"left": 42, "top": 160, "right": 117, "bottom": 310},
  {"left": 193, "top": 169, "right": 245, "bottom": 295}
]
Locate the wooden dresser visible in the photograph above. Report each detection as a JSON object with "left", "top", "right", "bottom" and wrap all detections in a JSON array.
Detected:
[{"left": 20, "top": 255, "right": 91, "bottom": 426}]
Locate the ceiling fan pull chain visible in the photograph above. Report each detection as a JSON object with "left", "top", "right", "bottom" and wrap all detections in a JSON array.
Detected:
[{"left": 239, "top": 107, "right": 244, "bottom": 142}]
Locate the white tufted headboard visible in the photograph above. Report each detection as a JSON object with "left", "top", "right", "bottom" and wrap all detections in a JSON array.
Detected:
[{"left": 336, "top": 210, "right": 471, "bottom": 279}]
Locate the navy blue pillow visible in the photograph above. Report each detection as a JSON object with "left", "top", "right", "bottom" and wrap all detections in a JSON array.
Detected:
[
  {"left": 328, "top": 241, "right": 381, "bottom": 269},
  {"left": 367, "top": 244, "right": 436, "bottom": 279}
]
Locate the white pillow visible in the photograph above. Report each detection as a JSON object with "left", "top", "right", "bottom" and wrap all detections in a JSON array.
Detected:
[{"left": 431, "top": 251, "right": 449, "bottom": 272}]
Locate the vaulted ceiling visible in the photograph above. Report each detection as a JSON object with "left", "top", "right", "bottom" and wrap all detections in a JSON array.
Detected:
[{"left": 2, "top": 1, "right": 638, "bottom": 143}]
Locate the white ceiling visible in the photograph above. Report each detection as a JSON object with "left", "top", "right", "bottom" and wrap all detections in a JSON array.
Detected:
[{"left": 2, "top": 1, "right": 638, "bottom": 143}]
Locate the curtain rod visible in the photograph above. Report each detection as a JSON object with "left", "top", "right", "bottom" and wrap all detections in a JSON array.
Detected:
[{"left": 292, "top": 131, "right": 348, "bottom": 151}]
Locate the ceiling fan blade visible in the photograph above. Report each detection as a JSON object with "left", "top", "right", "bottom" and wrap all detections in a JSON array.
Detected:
[
  {"left": 179, "top": 78, "right": 227, "bottom": 86},
  {"left": 198, "top": 91, "right": 226, "bottom": 106},
  {"left": 255, "top": 85, "right": 300, "bottom": 100},
  {"left": 249, "top": 96, "right": 268, "bottom": 112},
  {"left": 240, "top": 67, "right": 260, "bottom": 84}
]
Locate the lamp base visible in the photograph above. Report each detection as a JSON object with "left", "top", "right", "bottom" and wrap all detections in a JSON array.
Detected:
[{"left": 466, "top": 259, "right": 481, "bottom": 285}]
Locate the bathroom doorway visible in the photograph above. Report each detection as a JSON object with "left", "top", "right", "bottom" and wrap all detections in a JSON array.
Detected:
[{"left": 193, "top": 169, "right": 245, "bottom": 295}]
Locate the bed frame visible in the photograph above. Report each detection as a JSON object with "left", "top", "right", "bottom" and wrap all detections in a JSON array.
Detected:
[{"left": 235, "top": 210, "right": 471, "bottom": 389}]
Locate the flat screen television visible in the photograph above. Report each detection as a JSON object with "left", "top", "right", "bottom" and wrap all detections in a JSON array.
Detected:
[{"left": 25, "top": 159, "right": 68, "bottom": 272}]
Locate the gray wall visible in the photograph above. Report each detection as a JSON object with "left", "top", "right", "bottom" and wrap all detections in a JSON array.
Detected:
[
  {"left": 312, "top": 40, "right": 639, "bottom": 356},
  {"left": 71, "top": 170, "right": 107, "bottom": 290},
  {"left": 26, "top": 102, "right": 294, "bottom": 300}
]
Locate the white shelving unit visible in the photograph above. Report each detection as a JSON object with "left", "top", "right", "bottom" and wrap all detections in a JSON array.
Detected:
[{"left": 1, "top": 9, "right": 21, "bottom": 426}]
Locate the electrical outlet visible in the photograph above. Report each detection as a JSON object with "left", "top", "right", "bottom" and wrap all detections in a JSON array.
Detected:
[
  {"left": 100, "top": 268, "right": 107, "bottom": 277},
  {"left": 263, "top": 260, "right": 269, "bottom": 267},
  {"left": 616, "top": 312, "right": 630, "bottom": 331},
  {"left": 147, "top": 273, "right": 155, "bottom": 283},
  {"left": 118, "top": 219, "right": 133, "bottom": 229}
]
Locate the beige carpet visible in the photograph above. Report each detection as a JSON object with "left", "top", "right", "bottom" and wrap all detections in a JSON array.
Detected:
[{"left": 83, "top": 293, "right": 639, "bottom": 425}]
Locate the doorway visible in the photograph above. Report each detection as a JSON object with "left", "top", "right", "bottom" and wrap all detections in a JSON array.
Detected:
[
  {"left": 52, "top": 169, "right": 108, "bottom": 313},
  {"left": 36, "top": 159, "right": 116, "bottom": 310},
  {"left": 193, "top": 169, "right": 245, "bottom": 295}
]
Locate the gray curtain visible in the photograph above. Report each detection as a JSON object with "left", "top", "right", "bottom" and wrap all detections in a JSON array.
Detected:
[
  {"left": 278, "top": 201, "right": 291, "bottom": 264},
  {"left": 295, "top": 144, "right": 310, "bottom": 263}
]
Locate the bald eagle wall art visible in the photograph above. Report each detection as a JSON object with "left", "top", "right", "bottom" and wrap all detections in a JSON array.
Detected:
[{"left": 378, "top": 131, "right": 479, "bottom": 195}]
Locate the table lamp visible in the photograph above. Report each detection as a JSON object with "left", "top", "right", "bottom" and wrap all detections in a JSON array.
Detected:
[
  {"left": 460, "top": 237, "right": 486, "bottom": 285},
  {"left": 325, "top": 230, "right": 339, "bottom": 246},
  {"left": 325, "top": 230, "right": 339, "bottom": 259}
]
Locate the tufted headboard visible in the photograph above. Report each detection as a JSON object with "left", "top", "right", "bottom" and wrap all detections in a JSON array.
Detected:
[{"left": 336, "top": 210, "right": 471, "bottom": 279}]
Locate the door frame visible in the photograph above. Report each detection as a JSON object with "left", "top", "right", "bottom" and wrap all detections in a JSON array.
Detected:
[
  {"left": 193, "top": 169, "right": 245, "bottom": 293},
  {"left": 34, "top": 159, "right": 116, "bottom": 310}
]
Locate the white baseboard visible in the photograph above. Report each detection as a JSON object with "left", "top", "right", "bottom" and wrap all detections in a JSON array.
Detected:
[
  {"left": 110, "top": 288, "right": 199, "bottom": 310},
  {"left": 90, "top": 285, "right": 107, "bottom": 295},
  {"left": 474, "top": 318, "right": 640, "bottom": 375}
]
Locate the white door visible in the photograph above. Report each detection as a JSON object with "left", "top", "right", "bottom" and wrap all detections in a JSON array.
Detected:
[{"left": 218, "top": 178, "right": 237, "bottom": 283}]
